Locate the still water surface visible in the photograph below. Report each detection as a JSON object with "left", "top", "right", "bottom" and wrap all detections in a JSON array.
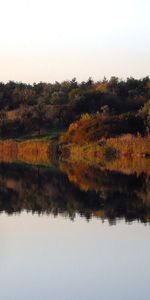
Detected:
[{"left": 0, "top": 161, "right": 149, "bottom": 300}]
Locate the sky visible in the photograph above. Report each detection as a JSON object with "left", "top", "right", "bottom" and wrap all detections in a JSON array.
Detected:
[{"left": 0, "top": 0, "right": 150, "bottom": 83}]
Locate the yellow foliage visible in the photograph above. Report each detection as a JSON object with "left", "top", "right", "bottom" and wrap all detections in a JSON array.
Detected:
[
  {"left": 95, "top": 82, "right": 108, "bottom": 93},
  {"left": 68, "top": 122, "right": 78, "bottom": 133},
  {"left": 80, "top": 113, "right": 92, "bottom": 121}
]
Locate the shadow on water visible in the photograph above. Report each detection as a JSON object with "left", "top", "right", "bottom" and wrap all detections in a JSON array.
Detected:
[{"left": 0, "top": 157, "right": 150, "bottom": 224}]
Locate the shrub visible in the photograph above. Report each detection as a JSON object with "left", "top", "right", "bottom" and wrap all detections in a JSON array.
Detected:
[{"left": 80, "top": 113, "right": 92, "bottom": 121}]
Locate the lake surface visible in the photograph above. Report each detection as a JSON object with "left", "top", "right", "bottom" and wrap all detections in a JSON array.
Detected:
[{"left": 0, "top": 161, "right": 150, "bottom": 300}]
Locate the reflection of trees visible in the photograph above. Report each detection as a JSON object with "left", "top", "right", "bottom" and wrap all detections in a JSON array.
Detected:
[{"left": 0, "top": 162, "right": 150, "bottom": 224}]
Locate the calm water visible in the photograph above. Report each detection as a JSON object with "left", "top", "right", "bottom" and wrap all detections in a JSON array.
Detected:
[{"left": 0, "top": 161, "right": 150, "bottom": 300}]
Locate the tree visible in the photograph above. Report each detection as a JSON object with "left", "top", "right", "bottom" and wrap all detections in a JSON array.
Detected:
[
  {"left": 139, "top": 100, "right": 150, "bottom": 131},
  {"left": 50, "top": 91, "right": 67, "bottom": 105},
  {"left": 0, "top": 110, "right": 6, "bottom": 125},
  {"left": 34, "top": 104, "right": 47, "bottom": 135}
]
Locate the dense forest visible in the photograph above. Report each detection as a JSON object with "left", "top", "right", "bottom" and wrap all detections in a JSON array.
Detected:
[{"left": 0, "top": 76, "right": 150, "bottom": 138}]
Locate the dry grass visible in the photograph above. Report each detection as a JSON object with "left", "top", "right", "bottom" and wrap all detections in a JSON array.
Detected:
[
  {"left": 60, "top": 134, "right": 150, "bottom": 163},
  {"left": 107, "top": 134, "right": 150, "bottom": 158},
  {"left": 0, "top": 139, "right": 53, "bottom": 165}
]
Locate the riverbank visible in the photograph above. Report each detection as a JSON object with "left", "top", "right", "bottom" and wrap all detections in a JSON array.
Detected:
[
  {"left": 0, "top": 139, "right": 55, "bottom": 165},
  {"left": 0, "top": 133, "right": 150, "bottom": 168}
]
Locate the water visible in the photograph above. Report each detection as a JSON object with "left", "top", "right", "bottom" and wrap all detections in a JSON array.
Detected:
[{"left": 0, "top": 161, "right": 150, "bottom": 300}]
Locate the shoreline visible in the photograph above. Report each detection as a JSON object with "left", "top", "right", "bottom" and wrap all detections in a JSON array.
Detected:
[
  {"left": 0, "top": 134, "right": 150, "bottom": 172},
  {"left": 59, "top": 134, "right": 150, "bottom": 162}
]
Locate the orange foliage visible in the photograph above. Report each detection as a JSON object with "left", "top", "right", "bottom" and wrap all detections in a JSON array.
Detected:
[
  {"left": 95, "top": 82, "right": 108, "bottom": 93},
  {"left": 0, "top": 139, "right": 53, "bottom": 165},
  {"left": 60, "top": 113, "right": 143, "bottom": 144}
]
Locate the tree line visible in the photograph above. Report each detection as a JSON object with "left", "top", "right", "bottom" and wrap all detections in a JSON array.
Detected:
[{"left": 0, "top": 76, "right": 150, "bottom": 137}]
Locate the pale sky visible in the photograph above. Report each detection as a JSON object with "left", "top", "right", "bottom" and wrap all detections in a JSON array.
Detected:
[{"left": 0, "top": 0, "right": 150, "bottom": 83}]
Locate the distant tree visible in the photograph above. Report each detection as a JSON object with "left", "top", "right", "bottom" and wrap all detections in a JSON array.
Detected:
[
  {"left": 139, "top": 100, "right": 150, "bottom": 131},
  {"left": 34, "top": 104, "right": 47, "bottom": 135},
  {"left": 21, "top": 107, "right": 33, "bottom": 123},
  {"left": 50, "top": 91, "right": 67, "bottom": 105},
  {"left": 0, "top": 110, "right": 6, "bottom": 125},
  {"left": 108, "top": 77, "right": 119, "bottom": 95}
]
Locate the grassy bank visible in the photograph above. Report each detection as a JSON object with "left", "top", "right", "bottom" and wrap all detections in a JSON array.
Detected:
[
  {"left": 0, "top": 133, "right": 150, "bottom": 169},
  {"left": 0, "top": 129, "right": 63, "bottom": 165},
  {"left": 15, "top": 129, "right": 65, "bottom": 142},
  {"left": 0, "top": 139, "right": 55, "bottom": 165}
]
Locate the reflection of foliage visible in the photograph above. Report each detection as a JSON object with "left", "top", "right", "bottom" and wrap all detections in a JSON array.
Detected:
[{"left": 0, "top": 162, "right": 150, "bottom": 224}]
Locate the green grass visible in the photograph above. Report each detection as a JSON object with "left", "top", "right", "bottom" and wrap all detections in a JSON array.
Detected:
[{"left": 14, "top": 129, "right": 66, "bottom": 142}]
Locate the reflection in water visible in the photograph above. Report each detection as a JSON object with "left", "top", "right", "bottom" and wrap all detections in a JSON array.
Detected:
[
  {"left": 0, "top": 159, "right": 150, "bottom": 224},
  {"left": 0, "top": 154, "right": 150, "bottom": 300}
]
